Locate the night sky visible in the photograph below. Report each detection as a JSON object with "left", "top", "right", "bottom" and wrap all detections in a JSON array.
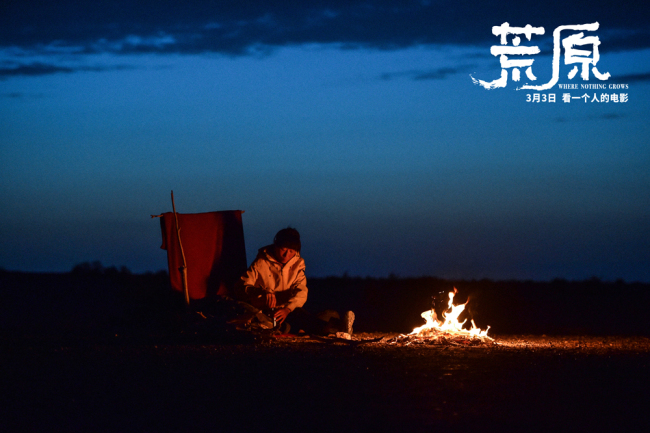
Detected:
[{"left": 1, "top": 1, "right": 649, "bottom": 281}]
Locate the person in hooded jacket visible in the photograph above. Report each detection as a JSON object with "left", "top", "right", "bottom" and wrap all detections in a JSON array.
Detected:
[{"left": 239, "top": 227, "right": 354, "bottom": 335}]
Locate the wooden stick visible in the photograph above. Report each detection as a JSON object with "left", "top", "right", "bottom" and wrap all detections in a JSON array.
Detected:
[{"left": 171, "top": 190, "right": 190, "bottom": 305}]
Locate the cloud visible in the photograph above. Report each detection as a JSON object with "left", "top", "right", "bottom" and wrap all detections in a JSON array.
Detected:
[
  {"left": 595, "top": 113, "right": 624, "bottom": 120},
  {"left": 2, "top": 1, "right": 648, "bottom": 57},
  {"left": 1, "top": 1, "right": 648, "bottom": 77},
  {"left": 0, "top": 62, "right": 74, "bottom": 77},
  {"left": 615, "top": 72, "right": 650, "bottom": 83},
  {"left": 0, "top": 62, "right": 134, "bottom": 77},
  {"left": 556, "top": 113, "right": 626, "bottom": 123},
  {"left": 413, "top": 66, "right": 476, "bottom": 80},
  {"left": 1, "top": 91, "right": 46, "bottom": 98},
  {"left": 381, "top": 65, "right": 476, "bottom": 81}
]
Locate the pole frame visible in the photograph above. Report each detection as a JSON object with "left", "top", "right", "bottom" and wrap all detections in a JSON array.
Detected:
[{"left": 171, "top": 190, "right": 190, "bottom": 305}]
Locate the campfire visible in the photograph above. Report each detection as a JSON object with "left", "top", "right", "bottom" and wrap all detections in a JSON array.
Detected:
[{"left": 389, "top": 288, "right": 493, "bottom": 346}]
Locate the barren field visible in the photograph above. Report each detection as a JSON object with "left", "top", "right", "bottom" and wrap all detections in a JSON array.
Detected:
[
  {"left": 2, "top": 271, "right": 649, "bottom": 432},
  {"left": 3, "top": 333, "right": 649, "bottom": 433}
]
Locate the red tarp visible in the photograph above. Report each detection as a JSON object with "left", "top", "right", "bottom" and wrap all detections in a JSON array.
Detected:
[{"left": 160, "top": 211, "right": 247, "bottom": 299}]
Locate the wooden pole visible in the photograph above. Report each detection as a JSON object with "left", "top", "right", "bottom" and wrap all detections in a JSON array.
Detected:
[{"left": 171, "top": 190, "right": 190, "bottom": 305}]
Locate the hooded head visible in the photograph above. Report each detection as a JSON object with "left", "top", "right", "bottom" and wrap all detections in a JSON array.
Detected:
[{"left": 273, "top": 227, "right": 301, "bottom": 253}]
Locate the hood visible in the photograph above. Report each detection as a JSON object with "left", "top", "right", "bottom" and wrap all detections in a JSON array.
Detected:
[{"left": 256, "top": 245, "right": 301, "bottom": 266}]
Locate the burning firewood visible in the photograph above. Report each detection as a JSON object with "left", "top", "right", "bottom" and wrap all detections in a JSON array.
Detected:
[{"left": 386, "top": 288, "right": 494, "bottom": 346}]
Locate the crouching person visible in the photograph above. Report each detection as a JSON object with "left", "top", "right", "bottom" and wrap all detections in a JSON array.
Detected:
[{"left": 238, "top": 227, "right": 354, "bottom": 335}]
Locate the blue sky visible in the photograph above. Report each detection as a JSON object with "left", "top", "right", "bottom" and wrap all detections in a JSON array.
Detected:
[{"left": 1, "top": 1, "right": 649, "bottom": 281}]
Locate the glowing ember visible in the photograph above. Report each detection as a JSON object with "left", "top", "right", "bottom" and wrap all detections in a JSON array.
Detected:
[{"left": 409, "top": 288, "right": 492, "bottom": 341}]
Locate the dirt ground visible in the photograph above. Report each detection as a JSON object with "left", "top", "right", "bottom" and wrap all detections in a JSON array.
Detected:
[
  {"left": 3, "top": 333, "right": 649, "bottom": 433},
  {"left": 2, "top": 271, "right": 649, "bottom": 432}
]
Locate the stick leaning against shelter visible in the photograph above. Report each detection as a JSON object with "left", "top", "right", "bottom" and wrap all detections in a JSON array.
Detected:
[{"left": 171, "top": 190, "right": 190, "bottom": 305}]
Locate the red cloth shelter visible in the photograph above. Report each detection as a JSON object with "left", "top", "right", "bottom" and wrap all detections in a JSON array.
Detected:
[{"left": 160, "top": 211, "right": 247, "bottom": 300}]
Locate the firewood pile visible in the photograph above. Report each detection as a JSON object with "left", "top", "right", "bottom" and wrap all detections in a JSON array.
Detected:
[{"left": 383, "top": 332, "right": 495, "bottom": 347}]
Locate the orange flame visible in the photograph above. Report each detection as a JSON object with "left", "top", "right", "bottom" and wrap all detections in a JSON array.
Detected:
[{"left": 410, "top": 288, "right": 492, "bottom": 340}]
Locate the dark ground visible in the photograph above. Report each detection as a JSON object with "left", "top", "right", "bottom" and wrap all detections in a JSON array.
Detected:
[{"left": 1, "top": 269, "right": 649, "bottom": 432}]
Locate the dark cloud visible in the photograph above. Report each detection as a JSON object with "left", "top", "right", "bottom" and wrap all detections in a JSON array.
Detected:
[
  {"left": 0, "top": 62, "right": 134, "bottom": 77},
  {"left": 413, "top": 66, "right": 476, "bottom": 80},
  {"left": 1, "top": 91, "right": 46, "bottom": 98},
  {"left": 557, "top": 113, "right": 626, "bottom": 123},
  {"left": 595, "top": 113, "right": 624, "bottom": 120},
  {"left": 381, "top": 65, "right": 476, "bottom": 81},
  {"left": 615, "top": 72, "right": 650, "bottom": 83},
  {"left": 0, "top": 62, "right": 75, "bottom": 77},
  {"left": 2, "top": 1, "right": 648, "bottom": 56}
]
